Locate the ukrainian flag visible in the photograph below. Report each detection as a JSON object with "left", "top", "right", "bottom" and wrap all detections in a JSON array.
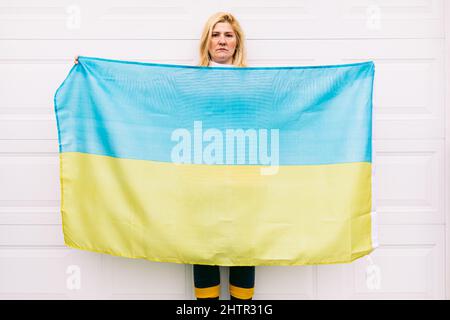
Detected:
[{"left": 54, "top": 56, "right": 377, "bottom": 266}]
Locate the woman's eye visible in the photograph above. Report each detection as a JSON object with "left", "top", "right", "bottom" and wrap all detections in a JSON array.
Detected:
[{"left": 212, "top": 33, "right": 234, "bottom": 38}]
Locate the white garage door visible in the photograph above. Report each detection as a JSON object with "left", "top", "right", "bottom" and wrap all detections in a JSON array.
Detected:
[{"left": 0, "top": 0, "right": 448, "bottom": 299}]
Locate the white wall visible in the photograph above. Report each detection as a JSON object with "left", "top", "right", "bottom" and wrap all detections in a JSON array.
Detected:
[{"left": 0, "top": 0, "right": 448, "bottom": 299}]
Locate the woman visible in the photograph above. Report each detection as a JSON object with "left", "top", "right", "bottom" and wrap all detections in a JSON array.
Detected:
[
  {"left": 73, "top": 12, "right": 255, "bottom": 301},
  {"left": 194, "top": 12, "right": 255, "bottom": 301}
]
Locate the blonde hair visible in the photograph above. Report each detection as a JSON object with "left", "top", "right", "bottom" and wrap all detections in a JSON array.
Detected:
[{"left": 198, "top": 12, "right": 247, "bottom": 67}]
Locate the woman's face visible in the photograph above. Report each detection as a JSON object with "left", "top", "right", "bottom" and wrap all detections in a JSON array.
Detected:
[{"left": 208, "top": 22, "right": 237, "bottom": 64}]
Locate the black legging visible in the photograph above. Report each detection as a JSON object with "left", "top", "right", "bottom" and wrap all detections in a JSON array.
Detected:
[{"left": 193, "top": 264, "right": 255, "bottom": 300}]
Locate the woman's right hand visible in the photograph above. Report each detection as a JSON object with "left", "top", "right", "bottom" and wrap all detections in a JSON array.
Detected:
[{"left": 74, "top": 56, "right": 79, "bottom": 64}]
